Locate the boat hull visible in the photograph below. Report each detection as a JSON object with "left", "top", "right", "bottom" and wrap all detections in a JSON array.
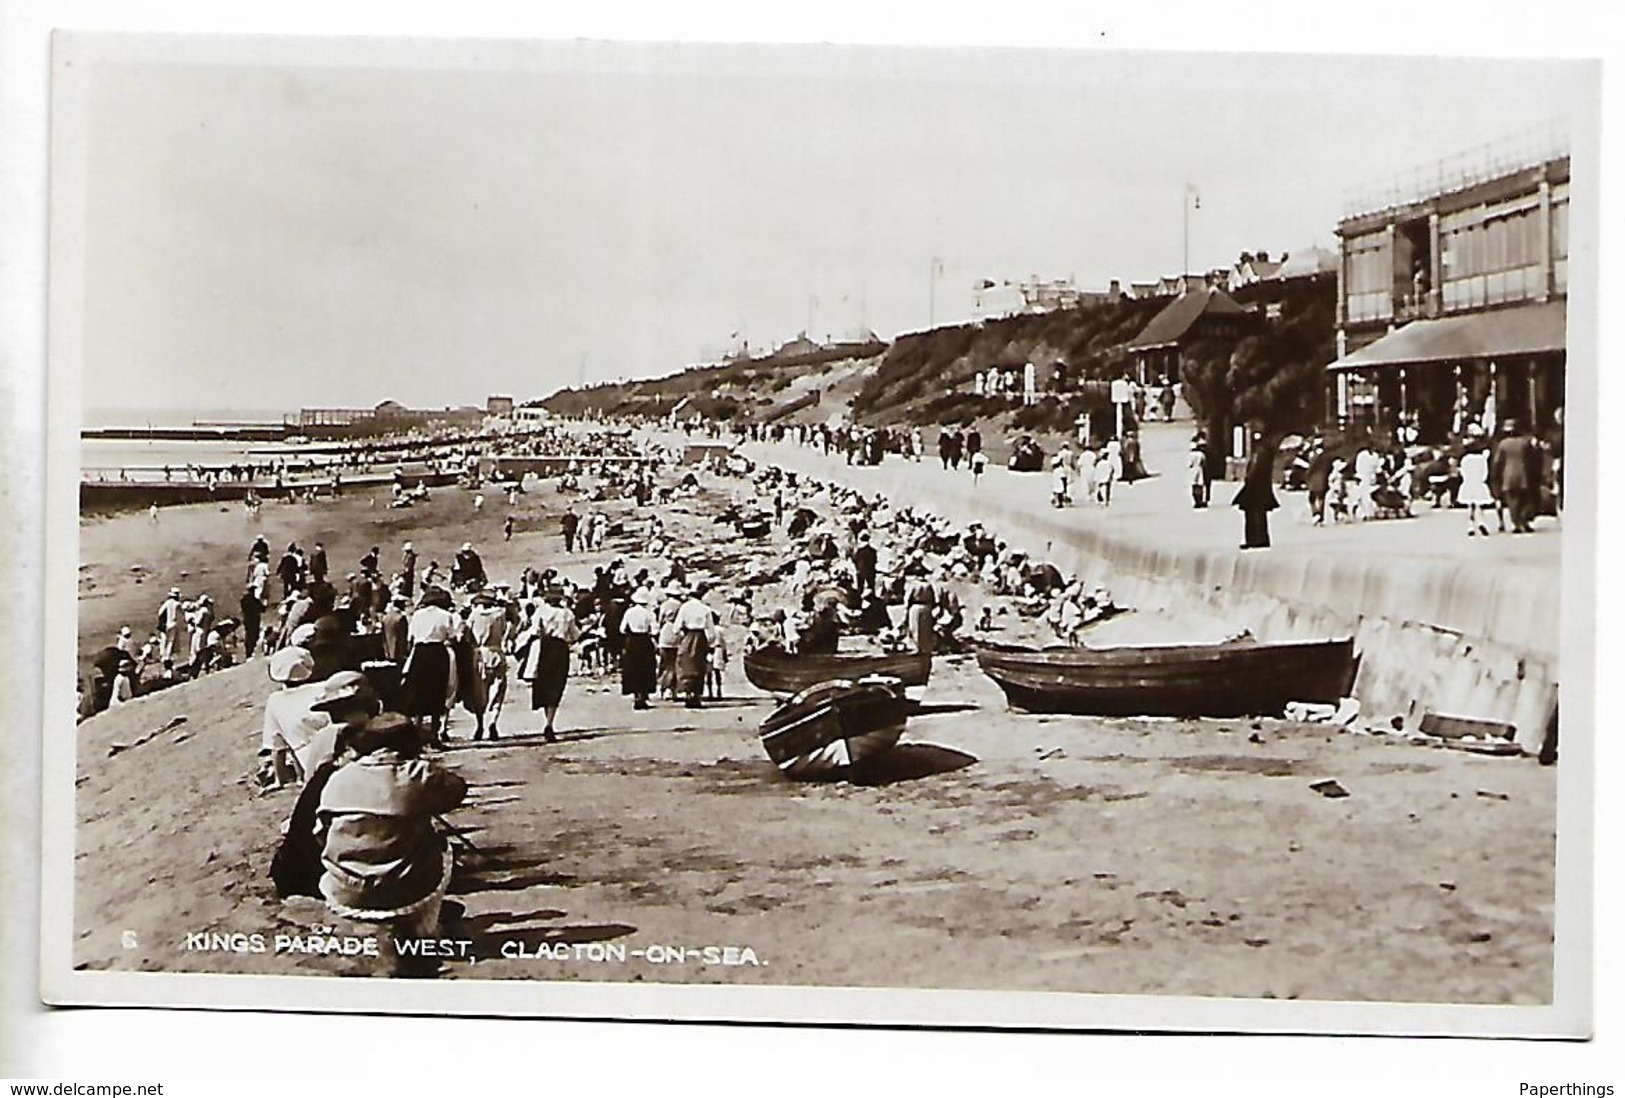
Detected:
[
  {"left": 744, "top": 647, "right": 931, "bottom": 696},
  {"left": 974, "top": 638, "right": 1356, "bottom": 718},
  {"left": 759, "top": 678, "right": 909, "bottom": 780}
]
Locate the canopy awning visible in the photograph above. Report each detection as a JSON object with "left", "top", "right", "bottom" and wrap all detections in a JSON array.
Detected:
[{"left": 1327, "top": 300, "right": 1566, "bottom": 373}]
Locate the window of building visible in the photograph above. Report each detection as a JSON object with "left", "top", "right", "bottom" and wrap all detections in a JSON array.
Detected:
[
  {"left": 1441, "top": 197, "right": 1548, "bottom": 310},
  {"left": 1344, "top": 231, "right": 1392, "bottom": 323}
]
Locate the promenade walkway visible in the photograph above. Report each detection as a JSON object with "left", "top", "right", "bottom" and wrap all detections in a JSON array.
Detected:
[{"left": 733, "top": 422, "right": 1563, "bottom": 751}]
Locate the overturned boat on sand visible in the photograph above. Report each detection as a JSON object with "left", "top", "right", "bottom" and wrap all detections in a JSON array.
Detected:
[
  {"left": 758, "top": 677, "right": 910, "bottom": 780},
  {"left": 974, "top": 637, "right": 1356, "bottom": 718}
]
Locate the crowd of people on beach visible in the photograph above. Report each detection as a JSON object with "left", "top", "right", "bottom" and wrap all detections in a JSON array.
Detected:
[{"left": 76, "top": 394, "right": 1565, "bottom": 973}]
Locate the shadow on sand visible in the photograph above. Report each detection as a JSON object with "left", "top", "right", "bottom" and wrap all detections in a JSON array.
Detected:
[{"left": 846, "top": 741, "right": 980, "bottom": 786}]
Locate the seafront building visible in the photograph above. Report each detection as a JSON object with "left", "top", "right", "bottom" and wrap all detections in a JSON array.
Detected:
[
  {"left": 1327, "top": 131, "right": 1569, "bottom": 443},
  {"left": 290, "top": 399, "right": 485, "bottom": 438},
  {"left": 1125, "top": 285, "right": 1260, "bottom": 388}
]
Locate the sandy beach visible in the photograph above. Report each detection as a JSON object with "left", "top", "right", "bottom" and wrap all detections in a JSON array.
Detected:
[{"left": 69, "top": 461, "right": 1556, "bottom": 1003}]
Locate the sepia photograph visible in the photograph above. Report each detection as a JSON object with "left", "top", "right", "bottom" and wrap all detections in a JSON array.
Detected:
[{"left": 36, "top": 29, "right": 1598, "bottom": 1036}]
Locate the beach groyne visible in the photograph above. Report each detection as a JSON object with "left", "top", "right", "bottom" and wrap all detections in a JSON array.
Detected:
[{"left": 79, "top": 470, "right": 463, "bottom": 514}]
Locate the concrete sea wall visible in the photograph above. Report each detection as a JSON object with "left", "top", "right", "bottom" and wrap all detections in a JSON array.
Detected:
[{"left": 757, "top": 452, "right": 1559, "bottom": 755}]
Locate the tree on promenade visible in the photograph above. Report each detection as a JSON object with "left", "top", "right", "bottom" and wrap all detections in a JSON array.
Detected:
[{"left": 1179, "top": 279, "right": 1335, "bottom": 480}]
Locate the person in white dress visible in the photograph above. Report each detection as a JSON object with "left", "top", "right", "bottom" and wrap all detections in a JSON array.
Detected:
[
  {"left": 1352, "top": 447, "right": 1381, "bottom": 521},
  {"left": 1050, "top": 454, "right": 1071, "bottom": 508},
  {"left": 1095, "top": 440, "right": 1121, "bottom": 507},
  {"left": 1457, "top": 443, "right": 1495, "bottom": 537}
]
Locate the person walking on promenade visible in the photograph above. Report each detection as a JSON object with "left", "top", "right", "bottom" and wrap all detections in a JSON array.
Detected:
[
  {"left": 463, "top": 590, "right": 510, "bottom": 740},
  {"left": 561, "top": 507, "right": 580, "bottom": 554},
  {"left": 937, "top": 428, "right": 952, "bottom": 470},
  {"left": 310, "top": 543, "right": 329, "bottom": 585},
  {"left": 399, "top": 542, "right": 418, "bottom": 601},
  {"left": 1305, "top": 443, "right": 1332, "bottom": 526},
  {"left": 276, "top": 543, "right": 303, "bottom": 601},
  {"left": 966, "top": 425, "right": 983, "bottom": 466},
  {"left": 618, "top": 587, "right": 658, "bottom": 711},
  {"left": 707, "top": 617, "right": 728, "bottom": 700},
  {"left": 503, "top": 514, "right": 515, "bottom": 542},
  {"left": 381, "top": 594, "right": 410, "bottom": 664},
  {"left": 1188, "top": 434, "right": 1210, "bottom": 509},
  {"left": 1352, "top": 446, "right": 1381, "bottom": 521},
  {"left": 1457, "top": 440, "right": 1495, "bottom": 536},
  {"left": 674, "top": 584, "right": 715, "bottom": 710},
  {"left": 1093, "top": 441, "right": 1119, "bottom": 508},
  {"left": 655, "top": 585, "right": 683, "bottom": 701},
  {"left": 1491, "top": 419, "right": 1542, "bottom": 534},
  {"left": 399, "top": 586, "right": 461, "bottom": 746},
  {"left": 1121, "top": 431, "right": 1149, "bottom": 482},
  {"left": 1234, "top": 435, "right": 1279, "bottom": 549},
  {"left": 1051, "top": 452, "right": 1072, "bottom": 509},
  {"left": 518, "top": 586, "right": 580, "bottom": 742},
  {"left": 242, "top": 559, "right": 269, "bottom": 657}
]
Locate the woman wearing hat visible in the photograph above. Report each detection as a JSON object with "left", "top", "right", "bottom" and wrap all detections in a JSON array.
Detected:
[
  {"left": 655, "top": 585, "right": 683, "bottom": 701},
  {"left": 674, "top": 584, "right": 715, "bottom": 710},
  {"left": 517, "top": 587, "right": 580, "bottom": 741},
  {"left": 399, "top": 586, "right": 462, "bottom": 746},
  {"left": 463, "top": 590, "right": 509, "bottom": 740},
  {"left": 314, "top": 712, "right": 467, "bottom": 964},
  {"left": 261, "top": 647, "right": 325, "bottom": 789},
  {"left": 618, "top": 588, "right": 658, "bottom": 711}
]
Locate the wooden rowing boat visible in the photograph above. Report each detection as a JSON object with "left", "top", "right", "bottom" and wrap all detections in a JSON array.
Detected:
[
  {"left": 758, "top": 678, "right": 909, "bottom": 780},
  {"left": 974, "top": 637, "right": 1356, "bottom": 718},
  {"left": 743, "top": 645, "right": 931, "bottom": 696}
]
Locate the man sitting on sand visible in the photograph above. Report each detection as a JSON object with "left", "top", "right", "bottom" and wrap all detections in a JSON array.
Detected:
[{"left": 314, "top": 713, "right": 467, "bottom": 960}]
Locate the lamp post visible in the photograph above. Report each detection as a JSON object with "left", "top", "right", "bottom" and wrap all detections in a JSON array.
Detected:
[
  {"left": 1184, "top": 184, "right": 1201, "bottom": 287},
  {"left": 929, "top": 255, "right": 945, "bottom": 327}
]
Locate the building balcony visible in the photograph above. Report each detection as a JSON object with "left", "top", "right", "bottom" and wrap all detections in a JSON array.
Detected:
[{"left": 1394, "top": 293, "right": 1440, "bottom": 323}]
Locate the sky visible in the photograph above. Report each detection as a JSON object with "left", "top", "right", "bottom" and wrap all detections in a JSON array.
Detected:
[{"left": 68, "top": 39, "right": 1595, "bottom": 420}]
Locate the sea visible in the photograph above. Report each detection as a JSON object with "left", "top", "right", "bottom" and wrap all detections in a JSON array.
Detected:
[{"left": 81, "top": 406, "right": 305, "bottom": 474}]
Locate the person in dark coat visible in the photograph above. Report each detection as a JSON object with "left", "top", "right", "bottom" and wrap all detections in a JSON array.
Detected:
[
  {"left": 852, "top": 533, "right": 878, "bottom": 597},
  {"left": 240, "top": 588, "right": 264, "bottom": 659},
  {"left": 1234, "top": 436, "right": 1279, "bottom": 549},
  {"left": 1491, "top": 419, "right": 1542, "bottom": 533},
  {"left": 380, "top": 596, "right": 410, "bottom": 664},
  {"left": 399, "top": 543, "right": 418, "bottom": 601},
  {"left": 1304, "top": 445, "right": 1334, "bottom": 526},
  {"left": 617, "top": 589, "right": 658, "bottom": 710},
  {"left": 276, "top": 544, "right": 303, "bottom": 601}
]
